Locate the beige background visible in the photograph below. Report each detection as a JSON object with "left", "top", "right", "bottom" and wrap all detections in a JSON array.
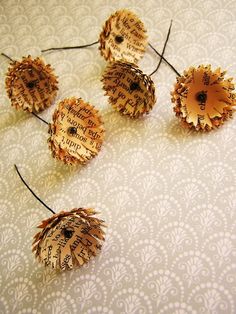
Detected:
[{"left": 0, "top": 0, "right": 236, "bottom": 313}]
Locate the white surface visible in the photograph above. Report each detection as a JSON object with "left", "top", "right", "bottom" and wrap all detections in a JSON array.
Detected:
[{"left": 0, "top": 0, "right": 236, "bottom": 313}]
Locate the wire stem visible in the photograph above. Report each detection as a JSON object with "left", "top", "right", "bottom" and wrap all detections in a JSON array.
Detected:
[
  {"left": 149, "top": 20, "right": 173, "bottom": 76},
  {"left": 148, "top": 43, "right": 181, "bottom": 77},
  {"left": 42, "top": 40, "right": 99, "bottom": 53},
  {"left": 14, "top": 165, "right": 55, "bottom": 215},
  {"left": 32, "top": 112, "right": 49, "bottom": 125},
  {"left": 1, "top": 53, "right": 14, "bottom": 62}
]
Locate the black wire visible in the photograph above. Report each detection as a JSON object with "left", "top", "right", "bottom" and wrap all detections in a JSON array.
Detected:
[
  {"left": 31, "top": 112, "right": 49, "bottom": 125},
  {"left": 14, "top": 165, "right": 55, "bottom": 215},
  {"left": 42, "top": 40, "right": 99, "bottom": 53},
  {"left": 149, "top": 20, "right": 173, "bottom": 76},
  {"left": 1, "top": 53, "right": 14, "bottom": 62},
  {"left": 148, "top": 43, "right": 181, "bottom": 77},
  {"left": 40, "top": 34, "right": 181, "bottom": 77}
]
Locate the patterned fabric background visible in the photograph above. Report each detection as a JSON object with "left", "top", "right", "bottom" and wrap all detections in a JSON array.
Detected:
[{"left": 0, "top": 0, "right": 236, "bottom": 313}]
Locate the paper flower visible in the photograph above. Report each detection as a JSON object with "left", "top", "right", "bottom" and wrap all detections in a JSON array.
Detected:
[
  {"left": 99, "top": 9, "right": 147, "bottom": 64},
  {"left": 32, "top": 208, "right": 106, "bottom": 270},
  {"left": 48, "top": 97, "right": 105, "bottom": 164},
  {"left": 102, "top": 61, "right": 156, "bottom": 118},
  {"left": 171, "top": 65, "right": 235, "bottom": 131},
  {"left": 5, "top": 55, "right": 58, "bottom": 112}
]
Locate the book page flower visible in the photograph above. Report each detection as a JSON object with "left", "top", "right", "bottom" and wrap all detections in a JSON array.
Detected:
[
  {"left": 171, "top": 65, "right": 235, "bottom": 131},
  {"left": 102, "top": 61, "right": 156, "bottom": 118},
  {"left": 5, "top": 56, "right": 58, "bottom": 112},
  {"left": 32, "top": 208, "right": 106, "bottom": 270},
  {"left": 48, "top": 97, "right": 105, "bottom": 164},
  {"left": 99, "top": 9, "right": 147, "bottom": 64}
]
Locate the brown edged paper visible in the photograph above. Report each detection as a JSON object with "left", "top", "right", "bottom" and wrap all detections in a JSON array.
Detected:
[
  {"left": 32, "top": 208, "right": 106, "bottom": 270},
  {"left": 102, "top": 61, "right": 156, "bottom": 118},
  {"left": 171, "top": 65, "right": 236, "bottom": 131},
  {"left": 5, "top": 56, "right": 58, "bottom": 112},
  {"left": 99, "top": 9, "right": 147, "bottom": 64},
  {"left": 48, "top": 97, "right": 105, "bottom": 165}
]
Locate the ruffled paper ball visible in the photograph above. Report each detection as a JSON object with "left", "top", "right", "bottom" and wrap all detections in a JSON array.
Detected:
[
  {"left": 102, "top": 61, "right": 156, "bottom": 118},
  {"left": 32, "top": 208, "right": 106, "bottom": 270},
  {"left": 5, "top": 55, "right": 58, "bottom": 112},
  {"left": 171, "top": 65, "right": 235, "bottom": 131},
  {"left": 48, "top": 97, "right": 105, "bottom": 164},
  {"left": 99, "top": 9, "right": 147, "bottom": 64}
]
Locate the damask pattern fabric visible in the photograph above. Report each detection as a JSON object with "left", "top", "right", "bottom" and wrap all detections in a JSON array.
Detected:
[{"left": 0, "top": 0, "right": 235, "bottom": 313}]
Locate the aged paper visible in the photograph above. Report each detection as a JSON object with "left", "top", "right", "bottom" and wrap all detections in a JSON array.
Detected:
[
  {"left": 5, "top": 56, "right": 58, "bottom": 112},
  {"left": 102, "top": 61, "right": 156, "bottom": 118},
  {"left": 99, "top": 9, "right": 147, "bottom": 64},
  {"left": 32, "top": 208, "right": 106, "bottom": 270},
  {"left": 171, "top": 65, "right": 235, "bottom": 131},
  {"left": 48, "top": 97, "right": 105, "bottom": 164}
]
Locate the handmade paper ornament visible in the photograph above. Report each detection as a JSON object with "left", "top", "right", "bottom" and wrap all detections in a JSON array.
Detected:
[
  {"left": 14, "top": 165, "right": 106, "bottom": 270},
  {"left": 102, "top": 61, "right": 156, "bottom": 118},
  {"left": 4, "top": 55, "right": 58, "bottom": 112},
  {"left": 99, "top": 9, "right": 147, "bottom": 63},
  {"left": 48, "top": 97, "right": 105, "bottom": 164},
  {"left": 33, "top": 208, "right": 106, "bottom": 270},
  {"left": 171, "top": 65, "right": 236, "bottom": 131}
]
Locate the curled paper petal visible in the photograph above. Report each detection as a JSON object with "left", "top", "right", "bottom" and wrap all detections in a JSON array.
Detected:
[
  {"left": 32, "top": 208, "right": 106, "bottom": 270},
  {"left": 48, "top": 97, "right": 105, "bottom": 165},
  {"left": 99, "top": 9, "right": 147, "bottom": 63},
  {"left": 5, "top": 55, "right": 58, "bottom": 112},
  {"left": 102, "top": 61, "right": 156, "bottom": 118},
  {"left": 171, "top": 65, "right": 236, "bottom": 131}
]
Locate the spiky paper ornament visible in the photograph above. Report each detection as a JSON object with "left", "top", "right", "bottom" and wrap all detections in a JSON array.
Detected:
[
  {"left": 102, "top": 61, "right": 156, "bottom": 118},
  {"left": 99, "top": 9, "right": 147, "bottom": 64},
  {"left": 5, "top": 56, "right": 58, "bottom": 112},
  {"left": 48, "top": 97, "right": 105, "bottom": 164},
  {"left": 171, "top": 65, "right": 235, "bottom": 131},
  {"left": 14, "top": 165, "right": 107, "bottom": 271},
  {"left": 32, "top": 208, "right": 106, "bottom": 270}
]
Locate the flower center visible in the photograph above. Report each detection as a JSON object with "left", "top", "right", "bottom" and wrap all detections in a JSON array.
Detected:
[
  {"left": 130, "top": 82, "right": 140, "bottom": 91},
  {"left": 67, "top": 126, "right": 77, "bottom": 135},
  {"left": 196, "top": 91, "right": 207, "bottom": 103},
  {"left": 115, "top": 35, "right": 124, "bottom": 44},
  {"left": 26, "top": 81, "right": 36, "bottom": 89},
  {"left": 62, "top": 228, "right": 74, "bottom": 239}
]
